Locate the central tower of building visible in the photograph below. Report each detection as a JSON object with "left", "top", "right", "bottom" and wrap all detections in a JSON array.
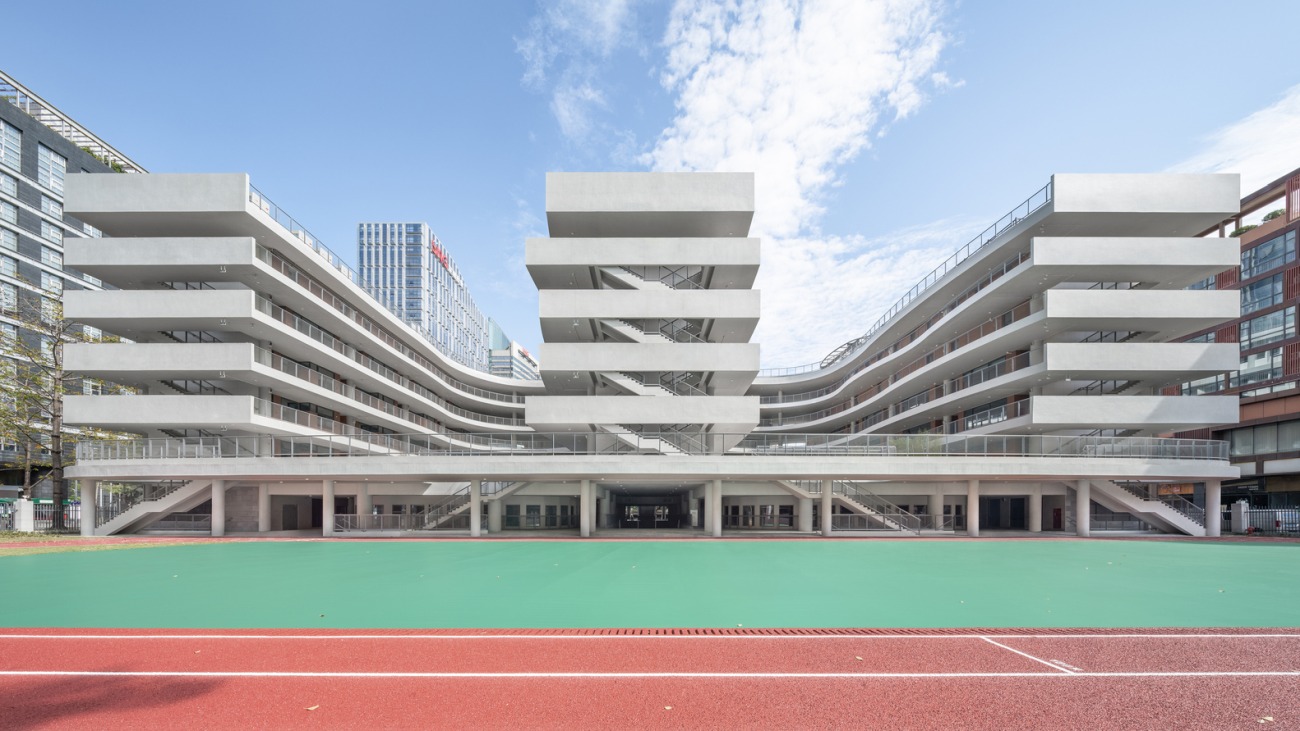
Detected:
[{"left": 525, "top": 173, "right": 761, "bottom": 453}]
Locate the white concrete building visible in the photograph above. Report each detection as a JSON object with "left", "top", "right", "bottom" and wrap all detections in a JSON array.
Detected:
[{"left": 58, "top": 171, "right": 1241, "bottom": 539}]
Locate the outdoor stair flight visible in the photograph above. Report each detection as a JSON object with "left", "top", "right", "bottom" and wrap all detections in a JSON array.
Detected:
[
  {"left": 93, "top": 479, "right": 215, "bottom": 536},
  {"left": 778, "top": 480, "right": 923, "bottom": 534},
  {"left": 602, "top": 371, "right": 675, "bottom": 396},
  {"left": 598, "top": 319, "right": 674, "bottom": 344},
  {"left": 1086, "top": 479, "right": 1207, "bottom": 536}
]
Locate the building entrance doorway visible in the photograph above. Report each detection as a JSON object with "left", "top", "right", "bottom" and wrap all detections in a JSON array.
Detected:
[
  {"left": 979, "top": 497, "right": 1028, "bottom": 530},
  {"left": 609, "top": 489, "right": 692, "bottom": 529}
]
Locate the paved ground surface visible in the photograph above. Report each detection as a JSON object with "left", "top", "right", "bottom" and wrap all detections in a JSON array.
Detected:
[
  {"left": 0, "top": 629, "right": 1295, "bottom": 730},
  {"left": 2, "top": 539, "right": 1298, "bottom": 628}
]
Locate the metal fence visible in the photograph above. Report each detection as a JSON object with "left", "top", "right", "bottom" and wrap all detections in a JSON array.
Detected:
[
  {"left": 1234, "top": 509, "right": 1300, "bottom": 535},
  {"left": 33, "top": 503, "right": 79, "bottom": 533}
]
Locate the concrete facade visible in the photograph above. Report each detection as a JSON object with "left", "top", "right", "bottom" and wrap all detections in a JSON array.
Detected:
[{"left": 57, "top": 171, "right": 1241, "bottom": 539}]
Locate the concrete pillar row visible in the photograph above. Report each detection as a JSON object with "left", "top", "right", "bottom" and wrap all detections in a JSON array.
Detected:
[
  {"left": 80, "top": 480, "right": 97, "bottom": 537},
  {"left": 470, "top": 479, "right": 483, "bottom": 538},
  {"left": 711, "top": 479, "right": 723, "bottom": 538},
  {"left": 797, "top": 497, "right": 813, "bottom": 533},
  {"left": 1028, "top": 490, "right": 1043, "bottom": 533},
  {"left": 1205, "top": 481, "right": 1222, "bottom": 538},
  {"left": 820, "top": 479, "right": 833, "bottom": 537},
  {"left": 211, "top": 480, "right": 227, "bottom": 537},
  {"left": 322, "top": 480, "right": 335, "bottom": 537},
  {"left": 927, "top": 490, "right": 943, "bottom": 531},
  {"left": 579, "top": 479, "right": 591, "bottom": 538},
  {"left": 966, "top": 480, "right": 980, "bottom": 538},
  {"left": 1075, "top": 480, "right": 1091, "bottom": 538},
  {"left": 257, "top": 484, "right": 271, "bottom": 532}
]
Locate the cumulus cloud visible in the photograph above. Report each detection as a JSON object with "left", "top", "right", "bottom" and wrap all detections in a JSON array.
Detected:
[
  {"left": 516, "top": 0, "right": 642, "bottom": 144},
  {"left": 643, "top": 0, "right": 953, "bottom": 365},
  {"left": 1171, "top": 83, "right": 1300, "bottom": 194}
]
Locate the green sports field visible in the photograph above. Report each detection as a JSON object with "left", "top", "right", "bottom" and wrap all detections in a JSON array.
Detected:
[{"left": 1, "top": 539, "right": 1297, "bottom": 628}]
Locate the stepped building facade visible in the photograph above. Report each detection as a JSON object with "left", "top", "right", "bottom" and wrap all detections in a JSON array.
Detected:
[{"left": 59, "top": 170, "right": 1242, "bottom": 538}]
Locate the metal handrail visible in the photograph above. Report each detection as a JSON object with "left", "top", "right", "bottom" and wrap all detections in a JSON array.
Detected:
[
  {"left": 798, "top": 479, "right": 923, "bottom": 534},
  {"left": 759, "top": 180, "right": 1052, "bottom": 377},
  {"left": 76, "top": 432, "right": 1230, "bottom": 462}
]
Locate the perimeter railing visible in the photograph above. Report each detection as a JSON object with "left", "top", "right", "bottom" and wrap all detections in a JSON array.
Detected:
[
  {"left": 758, "top": 179, "right": 1053, "bottom": 378},
  {"left": 77, "top": 432, "right": 1229, "bottom": 463}
]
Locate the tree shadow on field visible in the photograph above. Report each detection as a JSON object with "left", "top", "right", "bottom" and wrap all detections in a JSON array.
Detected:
[{"left": 0, "top": 672, "right": 221, "bottom": 729}]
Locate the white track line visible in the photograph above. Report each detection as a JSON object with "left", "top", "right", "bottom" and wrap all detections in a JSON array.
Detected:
[
  {"left": 979, "top": 636, "right": 1074, "bottom": 674},
  {"left": 0, "top": 670, "right": 1297, "bottom": 679},
  {"left": 0, "top": 633, "right": 1297, "bottom": 640}
]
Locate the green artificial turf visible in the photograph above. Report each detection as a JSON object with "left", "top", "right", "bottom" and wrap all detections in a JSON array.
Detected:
[{"left": 1, "top": 539, "right": 1297, "bottom": 628}]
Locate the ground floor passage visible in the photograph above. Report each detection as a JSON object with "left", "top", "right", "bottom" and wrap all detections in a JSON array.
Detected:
[{"left": 76, "top": 477, "right": 1230, "bottom": 539}]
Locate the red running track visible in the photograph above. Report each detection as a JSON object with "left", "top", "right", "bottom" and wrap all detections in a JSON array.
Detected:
[{"left": 0, "top": 629, "right": 1297, "bottom": 730}]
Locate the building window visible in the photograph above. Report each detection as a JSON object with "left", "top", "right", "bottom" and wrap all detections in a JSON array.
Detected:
[
  {"left": 1240, "top": 307, "right": 1296, "bottom": 351},
  {"left": 0, "top": 229, "right": 14, "bottom": 253},
  {"left": 1241, "top": 231, "right": 1297, "bottom": 280},
  {"left": 40, "top": 246, "right": 62, "bottom": 268},
  {"left": 40, "top": 221, "right": 62, "bottom": 245},
  {"left": 0, "top": 200, "right": 14, "bottom": 225},
  {"left": 37, "top": 145, "right": 67, "bottom": 195},
  {"left": 82, "top": 222, "right": 102, "bottom": 238},
  {"left": 40, "top": 195, "right": 62, "bottom": 219},
  {"left": 1186, "top": 275, "right": 1216, "bottom": 291},
  {"left": 0, "top": 322, "right": 15, "bottom": 342},
  {"left": 40, "top": 272, "right": 62, "bottom": 295},
  {"left": 1182, "top": 373, "right": 1229, "bottom": 395},
  {"left": 1241, "top": 274, "right": 1284, "bottom": 316},
  {"left": 0, "top": 172, "right": 15, "bottom": 197},
  {"left": 0, "top": 254, "right": 16, "bottom": 278},
  {"left": 0, "top": 282, "right": 15, "bottom": 313},
  {"left": 1237, "top": 347, "right": 1283, "bottom": 387},
  {"left": 0, "top": 121, "right": 19, "bottom": 172}
]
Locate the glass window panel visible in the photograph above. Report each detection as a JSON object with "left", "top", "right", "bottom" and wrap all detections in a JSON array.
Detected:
[
  {"left": 1254, "top": 424, "right": 1279, "bottom": 455},
  {"left": 1279, "top": 420, "right": 1300, "bottom": 452},
  {"left": 1241, "top": 274, "right": 1283, "bottom": 315},
  {"left": 1230, "top": 428, "right": 1254, "bottom": 457},
  {"left": 0, "top": 121, "right": 19, "bottom": 171},
  {"left": 37, "top": 145, "right": 67, "bottom": 195}
]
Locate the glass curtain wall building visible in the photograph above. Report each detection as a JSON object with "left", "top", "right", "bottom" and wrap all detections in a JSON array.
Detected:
[{"left": 358, "top": 222, "right": 491, "bottom": 372}]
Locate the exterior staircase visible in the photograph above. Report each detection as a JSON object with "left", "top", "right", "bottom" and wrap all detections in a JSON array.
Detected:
[
  {"left": 599, "top": 266, "right": 672, "bottom": 291},
  {"left": 599, "top": 319, "right": 673, "bottom": 344},
  {"left": 601, "top": 371, "right": 675, "bottom": 396},
  {"left": 93, "top": 479, "right": 215, "bottom": 536},
  {"left": 786, "top": 480, "right": 923, "bottom": 534},
  {"left": 1087, "top": 479, "right": 1206, "bottom": 536},
  {"left": 596, "top": 424, "right": 687, "bottom": 455}
]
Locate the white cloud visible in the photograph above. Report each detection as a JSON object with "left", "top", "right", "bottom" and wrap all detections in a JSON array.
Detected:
[
  {"left": 516, "top": 0, "right": 641, "bottom": 143},
  {"left": 1171, "top": 83, "right": 1300, "bottom": 194},
  {"left": 758, "top": 218, "right": 983, "bottom": 367},
  {"left": 643, "top": 0, "right": 954, "bottom": 366}
]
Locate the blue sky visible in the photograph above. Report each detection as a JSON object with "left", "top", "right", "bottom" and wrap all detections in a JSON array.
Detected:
[{"left": 6, "top": 0, "right": 1300, "bottom": 367}]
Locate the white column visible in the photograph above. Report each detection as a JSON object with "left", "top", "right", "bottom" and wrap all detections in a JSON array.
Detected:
[
  {"left": 966, "top": 480, "right": 980, "bottom": 538},
  {"left": 711, "top": 479, "right": 723, "bottom": 538},
  {"left": 820, "top": 479, "right": 833, "bottom": 537},
  {"left": 210, "top": 480, "right": 226, "bottom": 537},
  {"left": 488, "top": 498, "right": 502, "bottom": 533},
  {"left": 257, "top": 484, "right": 271, "bottom": 532},
  {"left": 358, "top": 484, "right": 372, "bottom": 517},
  {"left": 15, "top": 499, "right": 34, "bottom": 532},
  {"left": 927, "top": 490, "right": 943, "bottom": 531},
  {"left": 80, "top": 480, "right": 97, "bottom": 537},
  {"left": 1075, "top": 480, "right": 1091, "bottom": 538},
  {"left": 797, "top": 497, "right": 813, "bottom": 532},
  {"left": 470, "top": 479, "right": 482, "bottom": 538},
  {"left": 1028, "top": 490, "right": 1043, "bottom": 533},
  {"left": 579, "top": 480, "right": 591, "bottom": 537},
  {"left": 589, "top": 484, "right": 600, "bottom": 533},
  {"left": 322, "top": 480, "right": 335, "bottom": 537},
  {"left": 1205, "top": 480, "right": 1222, "bottom": 537}
]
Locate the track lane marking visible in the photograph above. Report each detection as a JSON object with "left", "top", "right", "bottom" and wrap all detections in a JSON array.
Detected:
[
  {"left": 980, "top": 636, "right": 1075, "bottom": 674},
  {"left": 2, "top": 633, "right": 1298, "bottom": 640},
  {"left": 0, "top": 670, "right": 1298, "bottom": 678}
]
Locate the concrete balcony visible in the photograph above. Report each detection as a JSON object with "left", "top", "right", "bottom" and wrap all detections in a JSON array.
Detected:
[
  {"left": 546, "top": 172, "right": 755, "bottom": 238},
  {"left": 525, "top": 395, "right": 760, "bottom": 433}
]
